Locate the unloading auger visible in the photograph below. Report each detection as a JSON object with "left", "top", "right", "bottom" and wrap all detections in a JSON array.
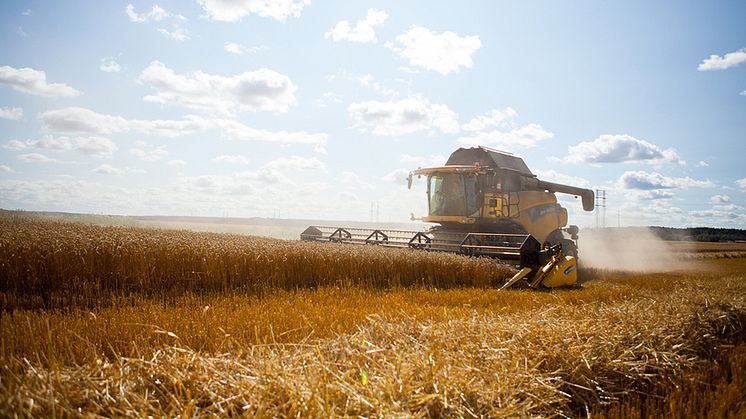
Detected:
[{"left": 301, "top": 146, "right": 595, "bottom": 289}]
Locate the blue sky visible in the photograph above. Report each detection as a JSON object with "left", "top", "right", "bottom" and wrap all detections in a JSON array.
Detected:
[{"left": 0, "top": 1, "right": 744, "bottom": 228}]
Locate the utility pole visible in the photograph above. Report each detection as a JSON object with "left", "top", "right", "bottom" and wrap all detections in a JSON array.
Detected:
[{"left": 595, "top": 189, "right": 607, "bottom": 228}]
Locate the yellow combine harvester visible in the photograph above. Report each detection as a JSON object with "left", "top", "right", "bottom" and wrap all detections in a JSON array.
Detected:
[{"left": 301, "top": 146, "right": 595, "bottom": 289}]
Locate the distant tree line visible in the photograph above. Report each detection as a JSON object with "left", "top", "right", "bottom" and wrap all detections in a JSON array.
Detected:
[
  {"left": 589, "top": 226, "right": 746, "bottom": 242},
  {"left": 648, "top": 226, "right": 746, "bottom": 242}
]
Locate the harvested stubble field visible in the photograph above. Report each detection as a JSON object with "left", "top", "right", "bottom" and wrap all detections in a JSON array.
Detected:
[{"left": 1, "top": 217, "right": 745, "bottom": 417}]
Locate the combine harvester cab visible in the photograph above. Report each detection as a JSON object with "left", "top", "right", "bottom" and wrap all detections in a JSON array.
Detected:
[{"left": 301, "top": 146, "right": 594, "bottom": 289}]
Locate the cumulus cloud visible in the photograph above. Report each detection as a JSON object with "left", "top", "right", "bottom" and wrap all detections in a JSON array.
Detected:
[
  {"left": 99, "top": 57, "right": 121, "bottom": 73},
  {"left": 93, "top": 164, "right": 123, "bottom": 175},
  {"left": 74, "top": 137, "right": 117, "bottom": 157},
  {"left": 458, "top": 123, "right": 553, "bottom": 148},
  {"left": 39, "top": 106, "right": 327, "bottom": 147},
  {"left": 386, "top": 26, "right": 481, "bottom": 75},
  {"left": 130, "top": 141, "right": 167, "bottom": 161},
  {"left": 167, "top": 159, "right": 186, "bottom": 166},
  {"left": 39, "top": 107, "right": 211, "bottom": 138},
  {"left": 215, "top": 119, "right": 327, "bottom": 147},
  {"left": 0, "top": 65, "right": 81, "bottom": 98},
  {"left": 4, "top": 135, "right": 116, "bottom": 157},
  {"left": 697, "top": 48, "right": 746, "bottom": 71},
  {"left": 325, "top": 9, "right": 388, "bottom": 43},
  {"left": 92, "top": 164, "right": 144, "bottom": 175},
  {"left": 736, "top": 178, "right": 746, "bottom": 191},
  {"left": 264, "top": 156, "right": 325, "bottom": 172},
  {"left": 0, "top": 165, "right": 13, "bottom": 173},
  {"left": 18, "top": 153, "right": 56, "bottom": 163},
  {"left": 619, "top": 171, "right": 714, "bottom": 190},
  {"left": 197, "top": 0, "right": 310, "bottom": 22},
  {"left": 348, "top": 96, "right": 459, "bottom": 137},
  {"left": 157, "top": 26, "right": 189, "bottom": 42},
  {"left": 457, "top": 108, "right": 554, "bottom": 149},
  {"left": 462, "top": 107, "right": 517, "bottom": 132},
  {"left": 125, "top": 4, "right": 169, "bottom": 22},
  {"left": 400, "top": 153, "right": 446, "bottom": 167},
  {"left": 40, "top": 107, "right": 130, "bottom": 135},
  {"left": 224, "top": 42, "right": 266, "bottom": 55},
  {"left": 212, "top": 154, "right": 249, "bottom": 165},
  {"left": 138, "top": 61, "right": 297, "bottom": 115},
  {"left": 709, "top": 194, "right": 731, "bottom": 205},
  {"left": 0, "top": 106, "right": 23, "bottom": 120},
  {"left": 382, "top": 168, "right": 411, "bottom": 184},
  {"left": 567, "top": 134, "right": 683, "bottom": 165}
]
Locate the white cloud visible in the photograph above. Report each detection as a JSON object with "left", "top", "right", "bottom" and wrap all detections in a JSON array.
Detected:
[
  {"left": 40, "top": 107, "right": 130, "bottom": 135},
  {"left": 619, "top": 171, "right": 714, "bottom": 190},
  {"left": 99, "top": 57, "right": 122, "bottom": 73},
  {"left": 736, "top": 178, "right": 746, "bottom": 191},
  {"left": 224, "top": 42, "right": 266, "bottom": 55},
  {"left": 348, "top": 96, "right": 459, "bottom": 137},
  {"left": 212, "top": 154, "right": 249, "bottom": 165},
  {"left": 458, "top": 123, "right": 553, "bottom": 148},
  {"left": 264, "top": 156, "right": 325, "bottom": 172},
  {"left": 3, "top": 139, "right": 29, "bottom": 150},
  {"left": 74, "top": 137, "right": 117, "bottom": 157},
  {"left": 741, "top": 90, "right": 746, "bottom": 97},
  {"left": 167, "top": 159, "right": 186, "bottom": 166},
  {"left": 709, "top": 194, "right": 731, "bottom": 205},
  {"left": 18, "top": 153, "right": 55, "bottom": 163},
  {"left": 93, "top": 164, "right": 123, "bottom": 175},
  {"left": 215, "top": 119, "right": 327, "bottom": 147},
  {"left": 689, "top": 209, "right": 744, "bottom": 221},
  {"left": 157, "top": 26, "right": 189, "bottom": 42},
  {"left": 33, "top": 135, "right": 73, "bottom": 151},
  {"left": 0, "top": 106, "right": 23, "bottom": 120},
  {"left": 386, "top": 26, "right": 481, "bottom": 75},
  {"left": 382, "top": 168, "right": 411, "bottom": 184},
  {"left": 0, "top": 165, "right": 13, "bottom": 173},
  {"left": 399, "top": 153, "right": 446, "bottom": 167},
  {"left": 138, "top": 61, "right": 297, "bottom": 115},
  {"left": 697, "top": 48, "right": 746, "bottom": 71},
  {"left": 312, "top": 91, "right": 343, "bottom": 108},
  {"left": 0, "top": 65, "right": 81, "bottom": 98},
  {"left": 126, "top": 4, "right": 169, "bottom": 23},
  {"left": 39, "top": 107, "right": 209, "bottom": 138},
  {"left": 462, "top": 107, "right": 517, "bottom": 132},
  {"left": 39, "top": 107, "right": 327, "bottom": 147},
  {"left": 567, "top": 134, "right": 684, "bottom": 165},
  {"left": 695, "top": 160, "right": 709, "bottom": 167},
  {"left": 197, "top": 0, "right": 310, "bottom": 22},
  {"left": 93, "top": 164, "right": 145, "bottom": 175},
  {"left": 130, "top": 141, "right": 168, "bottom": 162},
  {"left": 4, "top": 135, "right": 115, "bottom": 157},
  {"left": 325, "top": 9, "right": 388, "bottom": 44},
  {"left": 339, "top": 171, "right": 374, "bottom": 189}
]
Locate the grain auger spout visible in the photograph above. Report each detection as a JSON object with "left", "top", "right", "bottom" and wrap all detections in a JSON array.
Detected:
[{"left": 301, "top": 146, "right": 594, "bottom": 289}]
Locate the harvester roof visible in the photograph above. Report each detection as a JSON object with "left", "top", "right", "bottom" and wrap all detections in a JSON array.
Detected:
[{"left": 445, "top": 146, "right": 534, "bottom": 176}]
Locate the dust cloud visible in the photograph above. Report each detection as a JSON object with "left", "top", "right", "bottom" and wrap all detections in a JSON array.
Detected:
[{"left": 578, "top": 227, "right": 691, "bottom": 272}]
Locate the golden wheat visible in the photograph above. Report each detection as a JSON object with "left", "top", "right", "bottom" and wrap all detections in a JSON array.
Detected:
[
  {"left": 0, "top": 217, "right": 744, "bottom": 417},
  {"left": 0, "top": 218, "right": 512, "bottom": 310}
]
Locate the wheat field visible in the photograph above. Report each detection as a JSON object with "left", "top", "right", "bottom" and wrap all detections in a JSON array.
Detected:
[{"left": 0, "top": 216, "right": 744, "bottom": 417}]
